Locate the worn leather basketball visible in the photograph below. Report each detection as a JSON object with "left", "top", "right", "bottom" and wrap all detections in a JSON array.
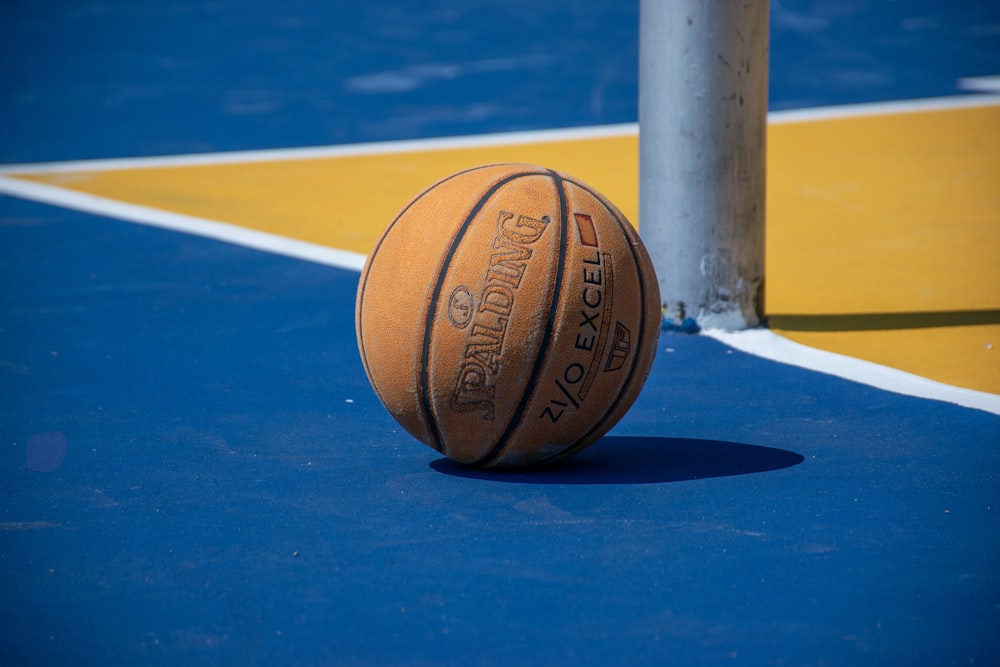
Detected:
[{"left": 355, "top": 163, "right": 660, "bottom": 468}]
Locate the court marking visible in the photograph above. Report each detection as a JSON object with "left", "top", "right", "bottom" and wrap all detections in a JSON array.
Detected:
[
  {"left": 705, "top": 328, "right": 1000, "bottom": 416},
  {"left": 958, "top": 75, "right": 1000, "bottom": 93},
  {"left": 0, "top": 175, "right": 366, "bottom": 270},
  {"left": 767, "top": 91, "right": 1000, "bottom": 123},
  {"left": 2, "top": 94, "right": 998, "bottom": 414},
  {"left": 0, "top": 123, "right": 640, "bottom": 175}
]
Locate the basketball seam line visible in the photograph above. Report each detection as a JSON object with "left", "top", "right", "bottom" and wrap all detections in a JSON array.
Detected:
[
  {"left": 357, "top": 163, "right": 529, "bottom": 440},
  {"left": 419, "top": 168, "right": 551, "bottom": 456},
  {"left": 476, "top": 169, "right": 569, "bottom": 467},
  {"left": 535, "top": 177, "right": 655, "bottom": 466}
]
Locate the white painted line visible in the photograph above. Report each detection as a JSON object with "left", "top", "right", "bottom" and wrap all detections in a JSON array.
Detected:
[
  {"left": 0, "top": 123, "right": 640, "bottom": 175},
  {"left": 704, "top": 328, "right": 1000, "bottom": 416},
  {"left": 957, "top": 75, "right": 1000, "bottom": 93},
  {"left": 0, "top": 175, "right": 367, "bottom": 272},
  {"left": 768, "top": 92, "right": 1000, "bottom": 124}
]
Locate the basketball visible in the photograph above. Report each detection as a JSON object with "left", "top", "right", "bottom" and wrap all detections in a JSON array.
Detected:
[{"left": 355, "top": 163, "right": 660, "bottom": 468}]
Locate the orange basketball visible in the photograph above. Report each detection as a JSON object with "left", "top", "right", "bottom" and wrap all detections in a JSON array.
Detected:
[{"left": 355, "top": 163, "right": 660, "bottom": 468}]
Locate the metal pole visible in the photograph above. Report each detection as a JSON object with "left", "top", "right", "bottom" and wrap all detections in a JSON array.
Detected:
[{"left": 639, "top": 0, "right": 769, "bottom": 330}]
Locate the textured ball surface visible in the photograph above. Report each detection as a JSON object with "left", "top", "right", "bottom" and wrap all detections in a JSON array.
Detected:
[{"left": 356, "top": 163, "right": 660, "bottom": 468}]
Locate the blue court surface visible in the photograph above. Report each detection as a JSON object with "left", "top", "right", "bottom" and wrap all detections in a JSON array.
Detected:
[{"left": 2, "top": 2, "right": 1000, "bottom": 665}]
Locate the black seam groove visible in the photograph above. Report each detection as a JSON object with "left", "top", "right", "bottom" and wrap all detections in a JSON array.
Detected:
[
  {"left": 476, "top": 170, "right": 568, "bottom": 467},
  {"left": 419, "top": 169, "right": 550, "bottom": 455},
  {"left": 357, "top": 163, "right": 513, "bottom": 391},
  {"left": 535, "top": 178, "right": 653, "bottom": 466}
]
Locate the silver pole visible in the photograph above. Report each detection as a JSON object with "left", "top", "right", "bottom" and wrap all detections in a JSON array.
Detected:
[{"left": 639, "top": 0, "right": 769, "bottom": 330}]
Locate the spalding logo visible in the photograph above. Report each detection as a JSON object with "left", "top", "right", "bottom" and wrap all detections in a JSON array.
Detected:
[{"left": 447, "top": 286, "right": 474, "bottom": 328}]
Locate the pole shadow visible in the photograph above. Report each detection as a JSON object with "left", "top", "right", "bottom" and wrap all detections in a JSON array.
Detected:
[{"left": 429, "top": 436, "right": 804, "bottom": 485}]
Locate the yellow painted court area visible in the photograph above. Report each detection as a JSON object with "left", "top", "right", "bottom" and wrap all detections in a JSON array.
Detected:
[
  {"left": 767, "top": 104, "right": 1000, "bottom": 315},
  {"left": 10, "top": 102, "right": 1000, "bottom": 395}
]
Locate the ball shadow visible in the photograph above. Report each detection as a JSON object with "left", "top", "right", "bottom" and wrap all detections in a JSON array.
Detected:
[{"left": 429, "top": 436, "right": 804, "bottom": 485}]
